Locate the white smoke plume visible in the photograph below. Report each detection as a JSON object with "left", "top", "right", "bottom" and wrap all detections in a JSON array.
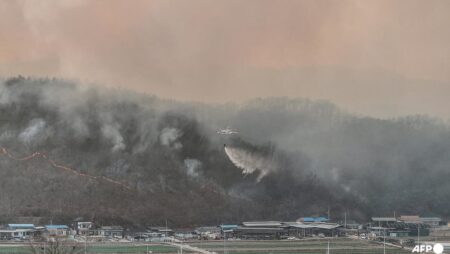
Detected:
[
  {"left": 224, "top": 146, "right": 277, "bottom": 182},
  {"left": 184, "top": 158, "right": 202, "bottom": 178},
  {"left": 72, "top": 116, "right": 90, "bottom": 138},
  {"left": 0, "top": 84, "right": 13, "bottom": 105},
  {"left": 101, "top": 124, "right": 125, "bottom": 152},
  {"left": 18, "top": 118, "right": 47, "bottom": 144},
  {"left": 159, "top": 127, "right": 182, "bottom": 149}
]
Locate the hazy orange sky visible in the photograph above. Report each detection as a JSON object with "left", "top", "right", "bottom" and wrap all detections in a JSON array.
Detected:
[{"left": 1, "top": 0, "right": 450, "bottom": 117}]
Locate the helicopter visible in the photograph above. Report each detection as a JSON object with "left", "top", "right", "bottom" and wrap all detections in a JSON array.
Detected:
[{"left": 216, "top": 127, "right": 238, "bottom": 135}]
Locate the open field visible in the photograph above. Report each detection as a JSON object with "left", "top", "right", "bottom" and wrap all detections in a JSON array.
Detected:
[
  {"left": 188, "top": 238, "right": 411, "bottom": 254},
  {"left": 0, "top": 238, "right": 411, "bottom": 254},
  {"left": 0, "top": 244, "right": 181, "bottom": 254}
]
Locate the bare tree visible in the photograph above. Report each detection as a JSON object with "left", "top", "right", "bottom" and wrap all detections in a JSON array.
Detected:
[{"left": 28, "top": 238, "right": 83, "bottom": 254}]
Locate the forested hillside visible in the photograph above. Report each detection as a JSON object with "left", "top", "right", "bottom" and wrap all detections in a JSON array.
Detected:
[{"left": 1, "top": 76, "right": 450, "bottom": 227}]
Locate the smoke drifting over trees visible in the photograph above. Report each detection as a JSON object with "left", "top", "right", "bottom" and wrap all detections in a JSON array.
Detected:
[{"left": 1, "top": 76, "right": 450, "bottom": 227}]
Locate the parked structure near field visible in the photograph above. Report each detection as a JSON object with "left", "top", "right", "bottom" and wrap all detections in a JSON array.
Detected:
[
  {"left": 147, "top": 226, "right": 174, "bottom": 237},
  {"left": 234, "top": 221, "right": 287, "bottom": 240},
  {"left": 219, "top": 224, "right": 238, "bottom": 238},
  {"left": 174, "top": 229, "right": 197, "bottom": 240},
  {"left": 0, "top": 224, "right": 39, "bottom": 240},
  {"left": 369, "top": 216, "right": 431, "bottom": 237},
  {"left": 285, "top": 222, "right": 342, "bottom": 237},
  {"left": 297, "top": 217, "right": 329, "bottom": 223},
  {"left": 73, "top": 221, "right": 93, "bottom": 235},
  {"left": 399, "top": 216, "right": 421, "bottom": 224},
  {"left": 420, "top": 217, "right": 442, "bottom": 227},
  {"left": 98, "top": 226, "right": 124, "bottom": 238},
  {"left": 371, "top": 217, "right": 397, "bottom": 227},
  {"left": 45, "top": 225, "right": 70, "bottom": 237},
  {"left": 195, "top": 226, "right": 221, "bottom": 240}
]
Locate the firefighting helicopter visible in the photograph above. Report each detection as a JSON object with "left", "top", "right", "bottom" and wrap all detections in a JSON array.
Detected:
[{"left": 217, "top": 127, "right": 238, "bottom": 135}]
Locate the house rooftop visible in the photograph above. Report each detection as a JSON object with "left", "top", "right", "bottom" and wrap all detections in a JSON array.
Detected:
[
  {"left": 8, "top": 224, "right": 35, "bottom": 228},
  {"left": 195, "top": 226, "right": 221, "bottom": 232},
  {"left": 242, "top": 221, "right": 282, "bottom": 227},
  {"left": 421, "top": 217, "right": 441, "bottom": 221},
  {"left": 220, "top": 225, "right": 238, "bottom": 229},
  {"left": 235, "top": 227, "right": 286, "bottom": 232},
  {"left": 45, "top": 225, "right": 69, "bottom": 229},
  {"left": 399, "top": 216, "right": 421, "bottom": 222},
  {"left": 148, "top": 227, "right": 173, "bottom": 231},
  {"left": 285, "top": 222, "right": 341, "bottom": 230},
  {"left": 101, "top": 226, "right": 123, "bottom": 230},
  {"left": 298, "top": 217, "right": 329, "bottom": 223},
  {"left": 371, "top": 217, "right": 397, "bottom": 222}
]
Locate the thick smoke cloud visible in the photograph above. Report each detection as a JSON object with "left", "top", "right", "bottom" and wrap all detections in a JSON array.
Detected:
[
  {"left": 1, "top": 77, "right": 450, "bottom": 226},
  {"left": 1, "top": 1, "right": 450, "bottom": 117}
]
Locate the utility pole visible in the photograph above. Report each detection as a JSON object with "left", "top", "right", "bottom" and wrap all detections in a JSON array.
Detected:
[
  {"left": 344, "top": 211, "right": 347, "bottom": 228},
  {"left": 418, "top": 225, "right": 420, "bottom": 248},
  {"left": 383, "top": 229, "right": 386, "bottom": 254},
  {"left": 165, "top": 219, "right": 168, "bottom": 239},
  {"left": 222, "top": 224, "right": 227, "bottom": 254}
]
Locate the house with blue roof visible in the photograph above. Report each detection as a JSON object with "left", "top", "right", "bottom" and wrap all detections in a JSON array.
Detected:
[
  {"left": 45, "top": 225, "right": 70, "bottom": 237},
  {"left": 297, "top": 217, "right": 329, "bottom": 223}
]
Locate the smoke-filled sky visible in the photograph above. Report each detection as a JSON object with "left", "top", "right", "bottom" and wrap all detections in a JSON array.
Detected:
[{"left": 1, "top": 0, "right": 449, "bottom": 117}]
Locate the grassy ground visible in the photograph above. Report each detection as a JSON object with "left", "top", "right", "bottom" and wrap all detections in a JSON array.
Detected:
[
  {"left": 0, "top": 244, "right": 179, "bottom": 254},
  {"left": 87, "top": 245, "right": 178, "bottom": 253},
  {"left": 0, "top": 238, "right": 412, "bottom": 254},
  {"left": 0, "top": 246, "right": 28, "bottom": 254},
  {"left": 189, "top": 238, "right": 411, "bottom": 254}
]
